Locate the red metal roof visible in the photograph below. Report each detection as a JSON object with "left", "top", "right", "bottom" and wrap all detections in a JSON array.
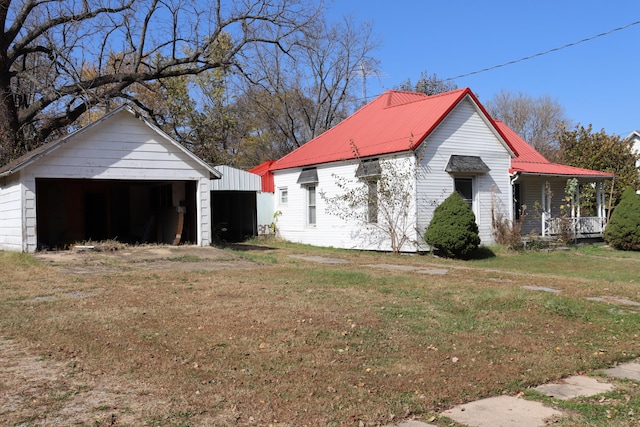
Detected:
[
  {"left": 248, "top": 160, "right": 275, "bottom": 192},
  {"left": 495, "top": 121, "right": 614, "bottom": 178},
  {"left": 270, "top": 88, "right": 499, "bottom": 170},
  {"left": 267, "top": 87, "right": 613, "bottom": 181}
]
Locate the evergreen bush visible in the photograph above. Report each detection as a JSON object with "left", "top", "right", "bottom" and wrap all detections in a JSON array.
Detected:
[
  {"left": 424, "top": 192, "right": 480, "bottom": 259},
  {"left": 603, "top": 187, "right": 640, "bottom": 251}
]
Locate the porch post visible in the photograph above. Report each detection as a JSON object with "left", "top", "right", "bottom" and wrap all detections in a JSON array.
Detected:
[
  {"left": 575, "top": 183, "right": 580, "bottom": 218},
  {"left": 541, "top": 181, "right": 547, "bottom": 236},
  {"left": 596, "top": 182, "right": 604, "bottom": 219}
]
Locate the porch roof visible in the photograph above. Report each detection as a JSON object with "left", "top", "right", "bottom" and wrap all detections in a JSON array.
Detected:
[
  {"left": 511, "top": 162, "right": 614, "bottom": 179},
  {"left": 496, "top": 121, "right": 614, "bottom": 180}
]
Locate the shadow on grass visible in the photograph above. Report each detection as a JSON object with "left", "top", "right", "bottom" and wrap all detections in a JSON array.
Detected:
[
  {"left": 223, "top": 243, "right": 278, "bottom": 252},
  {"left": 470, "top": 246, "right": 496, "bottom": 260}
]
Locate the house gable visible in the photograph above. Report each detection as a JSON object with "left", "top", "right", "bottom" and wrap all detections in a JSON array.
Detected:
[
  {"left": 415, "top": 97, "right": 513, "bottom": 246},
  {"left": 17, "top": 109, "right": 216, "bottom": 181}
]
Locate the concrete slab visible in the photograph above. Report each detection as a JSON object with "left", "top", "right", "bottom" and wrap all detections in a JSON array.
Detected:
[
  {"left": 603, "top": 361, "right": 640, "bottom": 381},
  {"left": 521, "top": 285, "right": 562, "bottom": 293},
  {"left": 416, "top": 269, "right": 448, "bottom": 275},
  {"left": 370, "top": 264, "right": 418, "bottom": 272},
  {"left": 364, "top": 264, "right": 448, "bottom": 275},
  {"left": 586, "top": 296, "right": 640, "bottom": 307},
  {"left": 534, "top": 375, "right": 613, "bottom": 399},
  {"left": 288, "top": 255, "right": 348, "bottom": 264},
  {"left": 445, "top": 395, "right": 562, "bottom": 427}
]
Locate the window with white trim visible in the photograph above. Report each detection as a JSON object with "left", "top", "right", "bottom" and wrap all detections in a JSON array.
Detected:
[
  {"left": 366, "top": 178, "right": 378, "bottom": 223},
  {"left": 307, "top": 185, "right": 316, "bottom": 226},
  {"left": 455, "top": 177, "right": 474, "bottom": 210},
  {"left": 279, "top": 187, "right": 288, "bottom": 205}
]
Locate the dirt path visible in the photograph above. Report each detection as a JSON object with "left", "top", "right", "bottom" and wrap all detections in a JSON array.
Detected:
[{"left": 0, "top": 337, "right": 166, "bottom": 426}]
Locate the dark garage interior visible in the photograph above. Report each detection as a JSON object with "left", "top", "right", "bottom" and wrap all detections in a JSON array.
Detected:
[
  {"left": 35, "top": 178, "right": 197, "bottom": 249},
  {"left": 211, "top": 191, "right": 257, "bottom": 242}
]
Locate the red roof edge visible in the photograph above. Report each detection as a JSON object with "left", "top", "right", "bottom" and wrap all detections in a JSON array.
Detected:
[
  {"left": 408, "top": 88, "right": 518, "bottom": 157},
  {"left": 248, "top": 160, "right": 275, "bottom": 192},
  {"left": 408, "top": 88, "right": 471, "bottom": 150}
]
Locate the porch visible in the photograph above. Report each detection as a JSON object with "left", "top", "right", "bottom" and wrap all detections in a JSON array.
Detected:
[
  {"left": 514, "top": 176, "right": 610, "bottom": 240},
  {"left": 544, "top": 216, "right": 606, "bottom": 239}
]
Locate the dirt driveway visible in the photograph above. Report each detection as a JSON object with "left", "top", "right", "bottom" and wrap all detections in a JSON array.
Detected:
[
  {"left": 33, "top": 243, "right": 258, "bottom": 274},
  {"left": 2, "top": 244, "right": 263, "bottom": 426}
]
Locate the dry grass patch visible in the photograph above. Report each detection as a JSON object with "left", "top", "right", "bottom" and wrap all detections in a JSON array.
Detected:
[{"left": 1, "top": 243, "right": 639, "bottom": 426}]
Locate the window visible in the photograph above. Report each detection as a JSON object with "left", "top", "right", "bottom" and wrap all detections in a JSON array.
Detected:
[
  {"left": 355, "top": 159, "right": 381, "bottom": 224},
  {"left": 279, "top": 187, "right": 288, "bottom": 205},
  {"left": 366, "top": 179, "right": 378, "bottom": 223},
  {"left": 307, "top": 185, "right": 316, "bottom": 226},
  {"left": 455, "top": 177, "right": 473, "bottom": 209}
]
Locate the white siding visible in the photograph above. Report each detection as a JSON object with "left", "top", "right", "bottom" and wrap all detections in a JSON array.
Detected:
[
  {"left": 416, "top": 98, "right": 512, "bottom": 246},
  {"left": 27, "top": 112, "right": 209, "bottom": 181},
  {"left": 273, "top": 154, "right": 419, "bottom": 251},
  {"left": 0, "top": 174, "right": 24, "bottom": 251},
  {"left": 198, "top": 177, "right": 212, "bottom": 246}
]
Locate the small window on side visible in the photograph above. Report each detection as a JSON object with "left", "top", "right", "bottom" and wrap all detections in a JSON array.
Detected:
[{"left": 279, "top": 187, "right": 288, "bottom": 205}]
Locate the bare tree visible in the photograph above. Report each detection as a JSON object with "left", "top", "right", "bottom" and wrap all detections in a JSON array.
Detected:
[
  {"left": 320, "top": 142, "right": 417, "bottom": 254},
  {"left": 485, "top": 89, "right": 570, "bottom": 161},
  {"left": 0, "top": 0, "right": 320, "bottom": 165},
  {"left": 236, "top": 13, "right": 380, "bottom": 159}
]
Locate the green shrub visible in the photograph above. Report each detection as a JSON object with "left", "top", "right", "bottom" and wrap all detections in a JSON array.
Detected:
[
  {"left": 604, "top": 187, "right": 640, "bottom": 251},
  {"left": 424, "top": 192, "right": 480, "bottom": 259}
]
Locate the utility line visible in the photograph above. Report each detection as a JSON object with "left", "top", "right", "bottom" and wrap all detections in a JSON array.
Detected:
[{"left": 445, "top": 19, "right": 640, "bottom": 81}]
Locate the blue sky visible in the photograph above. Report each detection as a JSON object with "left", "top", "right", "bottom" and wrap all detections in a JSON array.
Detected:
[{"left": 326, "top": 0, "right": 640, "bottom": 137}]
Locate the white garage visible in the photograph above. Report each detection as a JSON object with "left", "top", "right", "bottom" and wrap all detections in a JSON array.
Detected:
[{"left": 0, "top": 105, "right": 221, "bottom": 252}]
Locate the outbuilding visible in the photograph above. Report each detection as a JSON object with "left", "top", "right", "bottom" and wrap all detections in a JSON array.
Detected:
[{"left": 0, "top": 105, "right": 221, "bottom": 252}]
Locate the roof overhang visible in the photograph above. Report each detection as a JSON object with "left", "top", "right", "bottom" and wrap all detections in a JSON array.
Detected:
[
  {"left": 297, "top": 168, "right": 319, "bottom": 184},
  {"left": 445, "top": 155, "right": 490, "bottom": 173},
  {"left": 510, "top": 170, "right": 614, "bottom": 180},
  {"left": 355, "top": 159, "right": 381, "bottom": 178}
]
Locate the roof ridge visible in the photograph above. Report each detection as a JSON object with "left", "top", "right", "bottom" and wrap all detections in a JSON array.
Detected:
[{"left": 381, "top": 87, "right": 470, "bottom": 109}]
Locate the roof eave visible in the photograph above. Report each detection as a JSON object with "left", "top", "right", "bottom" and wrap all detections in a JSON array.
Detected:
[{"left": 513, "top": 170, "right": 614, "bottom": 179}]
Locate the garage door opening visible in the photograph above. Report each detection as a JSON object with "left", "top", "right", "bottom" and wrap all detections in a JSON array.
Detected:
[
  {"left": 36, "top": 179, "right": 197, "bottom": 249},
  {"left": 211, "top": 191, "right": 257, "bottom": 242}
]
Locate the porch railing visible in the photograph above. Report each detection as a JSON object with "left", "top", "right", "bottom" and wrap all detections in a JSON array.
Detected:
[{"left": 544, "top": 216, "right": 606, "bottom": 238}]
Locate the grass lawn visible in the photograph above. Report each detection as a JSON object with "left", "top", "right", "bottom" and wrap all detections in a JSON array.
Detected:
[{"left": 0, "top": 240, "right": 639, "bottom": 426}]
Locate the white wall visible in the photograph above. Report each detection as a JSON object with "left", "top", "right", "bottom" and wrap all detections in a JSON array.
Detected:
[
  {"left": 415, "top": 98, "right": 513, "bottom": 246},
  {"left": 0, "top": 174, "right": 24, "bottom": 252},
  {"left": 27, "top": 112, "right": 209, "bottom": 181},
  {"left": 273, "top": 154, "right": 419, "bottom": 251},
  {"left": 257, "top": 192, "right": 275, "bottom": 235}
]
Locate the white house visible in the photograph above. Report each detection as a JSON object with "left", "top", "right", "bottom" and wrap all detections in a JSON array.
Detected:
[
  {"left": 624, "top": 130, "right": 640, "bottom": 193},
  {"left": 266, "top": 88, "right": 613, "bottom": 252},
  {"left": 268, "top": 89, "right": 513, "bottom": 251},
  {"left": 0, "top": 105, "right": 221, "bottom": 252}
]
